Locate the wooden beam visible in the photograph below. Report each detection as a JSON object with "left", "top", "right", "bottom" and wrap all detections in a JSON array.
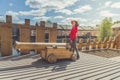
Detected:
[
  {"left": 15, "top": 41, "right": 66, "bottom": 50},
  {"left": 19, "top": 25, "right": 31, "bottom": 55},
  {"left": 1, "top": 15, "right": 12, "bottom": 56},
  {"left": 49, "top": 23, "right": 57, "bottom": 42}
]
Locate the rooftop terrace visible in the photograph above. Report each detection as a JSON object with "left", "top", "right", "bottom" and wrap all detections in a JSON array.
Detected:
[{"left": 0, "top": 51, "right": 120, "bottom": 80}]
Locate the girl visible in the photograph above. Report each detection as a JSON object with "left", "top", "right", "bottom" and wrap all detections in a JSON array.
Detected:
[{"left": 69, "top": 20, "right": 80, "bottom": 59}]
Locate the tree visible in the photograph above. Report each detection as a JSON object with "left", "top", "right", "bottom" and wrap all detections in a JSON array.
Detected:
[{"left": 98, "top": 17, "right": 113, "bottom": 40}]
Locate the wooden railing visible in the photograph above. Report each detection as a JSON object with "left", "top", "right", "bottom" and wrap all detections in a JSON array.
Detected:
[{"left": 77, "top": 35, "right": 120, "bottom": 51}]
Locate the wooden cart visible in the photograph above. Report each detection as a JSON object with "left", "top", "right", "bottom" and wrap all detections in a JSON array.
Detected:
[{"left": 15, "top": 42, "right": 77, "bottom": 63}]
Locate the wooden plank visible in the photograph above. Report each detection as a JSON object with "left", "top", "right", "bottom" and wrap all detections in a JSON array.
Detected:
[
  {"left": 1, "top": 25, "right": 12, "bottom": 56},
  {"left": 1, "top": 16, "right": 12, "bottom": 56},
  {"left": 115, "top": 34, "right": 120, "bottom": 49},
  {"left": 16, "top": 41, "right": 66, "bottom": 46},
  {"left": 46, "top": 47, "right": 72, "bottom": 59},
  {"left": 92, "top": 69, "right": 120, "bottom": 80},
  {"left": 0, "top": 58, "right": 114, "bottom": 79},
  {"left": 29, "top": 61, "right": 120, "bottom": 80},
  {"left": 101, "top": 37, "right": 108, "bottom": 49},
  {"left": 36, "top": 25, "right": 45, "bottom": 54},
  {"left": 0, "top": 52, "right": 120, "bottom": 80},
  {"left": 49, "top": 23, "right": 57, "bottom": 42},
  {"left": 78, "top": 38, "right": 83, "bottom": 50},
  {"left": 0, "top": 58, "right": 112, "bottom": 73},
  {"left": 15, "top": 42, "right": 67, "bottom": 51},
  {"left": 67, "top": 65, "right": 120, "bottom": 80},
  {"left": 36, "top": 21, "right": 45, "bottom": 43},
  {"left": 19, "top": 26, "right": 31, "bottom": 55}
]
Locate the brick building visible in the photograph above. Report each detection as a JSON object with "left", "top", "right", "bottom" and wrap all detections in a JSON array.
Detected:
[{"left": 57, "top": 25, "right": 99, "bottom": 37}]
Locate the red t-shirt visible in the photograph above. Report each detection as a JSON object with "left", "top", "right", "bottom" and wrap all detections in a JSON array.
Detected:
[{"left": 69, "top": 26, "right": 78, "bottom": 40}]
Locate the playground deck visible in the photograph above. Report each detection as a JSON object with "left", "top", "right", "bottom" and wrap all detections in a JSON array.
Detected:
[{"left": 0, "top": 52, "right": 120, "bottom": 80}]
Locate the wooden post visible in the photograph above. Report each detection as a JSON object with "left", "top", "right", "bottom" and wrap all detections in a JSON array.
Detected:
[
  {"left": 85, "top": 38, "right": 90, "bottom": 50},
  {"left": 101, "top": 37, "right": 108, "bottom": 49},
  {"left": 49, "top": 23, "right": 57, "bottom": 42},
  {"left": 78, "top": 38, "right": 83, "bottom": 50},
  {"left": 115, "top": 34, "right": 120, "bottom": 49},
  {"left": 1, "top": 15, "right": 12, "bottom": 56},
  {"left": 107, "top": 37, "right": 112, "bottom": 49},
  {"left": 96, "top": 38, "right": 102, "bottom": 49},
  {"left": 19, "top": 19, "right": 31, "bottom": 55},
  {"left": 110, "top": 37, "right": 116, "bottom": 49},
  {"left": 36, "top": 21, "right": 45, "bottom": 42},
  {"left": 36, "top": 21, "right": 45, "bottom": 54},
  {"left": 91, "top": 38, "right": 97, "bottom": 50}
]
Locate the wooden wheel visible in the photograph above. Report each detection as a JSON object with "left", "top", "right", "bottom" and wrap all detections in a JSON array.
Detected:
[
  {"left": 71, "top": 54, "right": 77, "bottom": 61},
  {"left": 47, "top": 54, "right": 57, "bottom": 63}
]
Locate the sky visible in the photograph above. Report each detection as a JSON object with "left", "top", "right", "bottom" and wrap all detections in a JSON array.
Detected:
[{"left": 0, "top": 0, "right": 120, "bottom": 26}]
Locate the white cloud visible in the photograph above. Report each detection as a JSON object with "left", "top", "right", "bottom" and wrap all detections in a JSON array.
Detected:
[
  {"left": 91, "top": 0, "right": 96, "bottom": 1},
  {"left": 55, "top": 9, "right": 72, "bottom": 15},
  {"left": 19, "top": 9, "right": 46, "bottom": 16},
  {"left": 33, "top": 16, "right": 50, "bottom": 21},
  {"left": 5, "top": 11, "right": 19, "bottom": 20},
  {"left": 25, "top": 0, "right": 78, "bottom": 16},
  {"left": 99, "top": 3, "right": 102, "bottom": 6},
  {"left": 105, "top": 1, "right": 112, "bottom": 7},
  {"left": 88, "top": 19, "right": 101, "bottom": 26},
  {"left": 16, "top": 21, "right": 24, "bottom": 24},
  {"left": 9, "top": 3, "right": 13, "bottom": 6},
  {"left": 80, "top": 19, "right": 100, "bottom": 26},
  {"left": 111, "top": 2, "right": 120, "bottom": 8},
  {"left": 54, "top": 16, "right": 64, "bottom": 19},
  {"left": 104, "top": 2, "right": 120, "bottom": 9},
  {"left": 100, "top": 10, "right": 118, "bottom": 17},
  {"left": 5, "top": 9, "right": 46, "bottom": 20},
  {"left": 61, "top": 17, "right": 88, "bottom": 25},
  {"left": 25, "top": 0, "right": 78, "bottom": 10},
  {"left": 92, "top": 19, "right": 100, "bottom": 23},
  {"left": 0, "top": 16, "right": 5, "bottom": 22},
  {"left": 74, "top": 5, "right": 92, "bottom": 14},
  {"left": 0, "top": 16, "right": 4, "bottom": 19}
]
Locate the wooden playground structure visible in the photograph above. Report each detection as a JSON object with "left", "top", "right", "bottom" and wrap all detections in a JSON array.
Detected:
[{"left": 0, "top": 15, "right": 120, "bottom": 63}]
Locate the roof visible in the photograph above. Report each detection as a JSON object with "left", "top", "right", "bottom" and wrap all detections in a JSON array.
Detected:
[
  {"left": 112, "top": 23, "right": 120, "bottom": 28},
  {"left": 57, "top": 25, "right": 98, "bottom": 30},
  {"left": 0, "top": 51, "right": 120, "bottom": 80}
]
